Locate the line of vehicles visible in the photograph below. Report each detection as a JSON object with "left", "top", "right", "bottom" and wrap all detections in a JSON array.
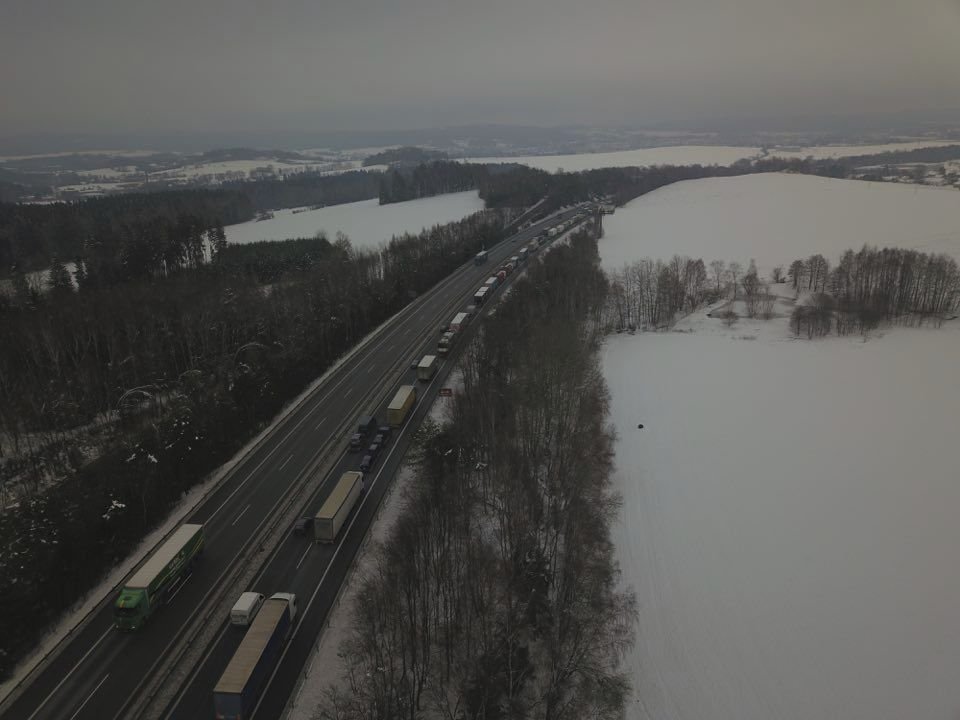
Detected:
[{"left": 108, "top": 208, "right": 590, "bottom": 720}]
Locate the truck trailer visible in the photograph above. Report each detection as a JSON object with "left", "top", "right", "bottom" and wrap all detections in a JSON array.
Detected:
[
  {"left": 114, "top": 523, "right": 204, "bottom": 631},
  {"left": 314, "top": 471, "right": 364, "bottom": 543},
  {"left": 387, "top": 385, "right": 417, "bottom": 426},
  {"left": 417, "top": 355, "right": 437, "bottom": 381},
  {"left": 213, "top": 593, "right": 298, "bottom": 720}
]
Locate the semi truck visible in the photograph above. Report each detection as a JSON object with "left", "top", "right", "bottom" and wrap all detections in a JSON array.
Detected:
[
  {"left": 387, "top": 385, "right": 417, "bottom": 426},
  {"left": 417, "top": 355, "right": 437, "bottom": 381},
  {"left": 449, "top": 312, "right": 471, "bottom": 332},
  {"left": 314, "top": 471, "right": 364, "bottom": 543},
  {"left": 473, "top": 286, "right": 489, "bottom": 306},
  {"left": 213, "top": 593, "right": 298, "bottom": 720},
  {"left": 474, "top": 250, "right": 488, "bottom": 265},
  {"left": 113, "top": 523, "right": 204, "bottom": 631}
]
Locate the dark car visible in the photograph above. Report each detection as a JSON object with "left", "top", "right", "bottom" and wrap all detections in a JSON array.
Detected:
[
  {"left": 293, "top": 516, "right": 313, "bottom": 536},
  {"left": 360, "top": 454, "right": 374, "bottom": 472},
  {"left": 410, "top": 357, "right": 421, "bottom": 370},
  {"left": 373, "top": 432, "right": 387, "bottom": 447},
  {"left": 368, "top": 442, "right": 381, "bottom": 458},
  {"left": 349, "top": 432, "right": 364, "bottom": 451}
]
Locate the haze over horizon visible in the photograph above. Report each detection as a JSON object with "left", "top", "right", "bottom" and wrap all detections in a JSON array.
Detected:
[{"left": 3, "top": 0, "right": 960, "bottom": 141}]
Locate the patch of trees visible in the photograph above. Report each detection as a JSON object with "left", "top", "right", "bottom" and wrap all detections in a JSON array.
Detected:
[
  {"left": 0, "top": 210, "right": 511, "bottom": 680},
  {"left": 788, "top": 246, "right": 960, "bottom": 337},
  {"left": 318, "top": 230, "right": 635, "bottom": 720},
  {"left": 363, "top": 146, "right": 449, "bottom": 166},
  {"left": 607, "top": 255, "right": 719, "bottom": 330},
  {"left": 379, "top": 161, "right": 489, "bottom": 204}
]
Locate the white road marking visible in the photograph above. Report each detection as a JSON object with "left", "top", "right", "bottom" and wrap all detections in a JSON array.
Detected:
[
  {"left": 278, "top": 453, "right": 294, "bottom": 471},
  {"left": 68, "top": 673, "right": 110, "bottom": 720},
  {"left": 296, "top": 545, "right": 312, "bottom": 570},
  {"left": 25, "top": 628, "right": 114, "bottom": 720},
  {"left": 314, "top": 416, "right": 328, "bottom": 431},
  {"left": 231, "top": 505, "right": 250, "bottom": 526},
  {"left": 166, "top": 573, "right": 192, "bottom": 602}
]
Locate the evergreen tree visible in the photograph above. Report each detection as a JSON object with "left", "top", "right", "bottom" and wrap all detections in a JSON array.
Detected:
[{"left": 48, "top": 256, "right": 73, "bottom": 294}]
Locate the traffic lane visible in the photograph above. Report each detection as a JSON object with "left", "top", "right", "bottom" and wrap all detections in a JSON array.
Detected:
[
  {"left": 257, "top": 371, "right": 445, "bottom": 719},
  {"left": 173, "top": 369, "right": 437, "bottom": 718}
]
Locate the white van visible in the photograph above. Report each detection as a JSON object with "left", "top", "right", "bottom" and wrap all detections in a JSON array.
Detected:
[{"left": 230, "top": 591, "right": 265, "bottom": 627}]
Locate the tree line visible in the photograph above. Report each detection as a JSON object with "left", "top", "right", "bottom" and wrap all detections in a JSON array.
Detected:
[
  {"left": 0, "top": 209, "right": 513, "bottom": 679},
  {"left": 0, "top": 170, "right": 384, "bottom": 274},
  {"left": 318, "top": 229, "right": 634, "bottom": 720},
  {"left": 788, "top": 246, "right": 960, "bottom": 337}
]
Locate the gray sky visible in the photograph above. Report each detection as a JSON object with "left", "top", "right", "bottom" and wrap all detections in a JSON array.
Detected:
[{"left": 3, "top": 0, "right": 960, "bottom": 137}]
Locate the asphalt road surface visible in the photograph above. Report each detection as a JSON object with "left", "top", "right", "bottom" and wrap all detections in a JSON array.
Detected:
[{"left": 0, "top": 205, "right": 589, "bottom": 720}]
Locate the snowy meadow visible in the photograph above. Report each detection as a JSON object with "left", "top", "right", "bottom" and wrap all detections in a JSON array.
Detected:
[
  {"left": 600, "top": 174, "right": 960, "bottom": 720},
  {"left": 224, "top": 190, "right": 485, "bottom": 248}
]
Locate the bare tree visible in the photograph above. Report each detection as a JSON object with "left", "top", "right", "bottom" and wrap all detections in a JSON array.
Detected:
[
  {"left": 709, "top": 259, "right": 725, "bottom": 294},
  {"left": 727, "top": 261, "right": 743, "bottom": 299}
]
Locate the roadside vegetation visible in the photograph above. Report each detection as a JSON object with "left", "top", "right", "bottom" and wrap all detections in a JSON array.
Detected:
[{"left": 317, "top": 229, "right": 635, "bottom": 720}]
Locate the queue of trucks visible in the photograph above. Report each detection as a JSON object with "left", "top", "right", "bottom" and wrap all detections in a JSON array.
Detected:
[{"left": 109, "top": 208, "right": 590, "bottom": 718}]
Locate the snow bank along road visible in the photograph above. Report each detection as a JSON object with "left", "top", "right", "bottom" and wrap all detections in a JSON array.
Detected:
[{"left": 0, "top": 206, "right": 588, "bottom": 720}]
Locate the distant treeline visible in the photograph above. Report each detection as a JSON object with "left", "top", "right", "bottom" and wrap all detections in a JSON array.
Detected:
[
  {"left": 0, "top": 209, "right": 512, "bottom": 680},
  {"left": 827, "top": 144, "right": 960, "bottom": 169},
  {"left": 362, "top": 145, "right": 449, "bottom": 166},
  {"left": 788, "top": 246, "right": 960, "bottom": 337},
  {"left": 0, "top": 171, "right": 383, "bottom": 273}
]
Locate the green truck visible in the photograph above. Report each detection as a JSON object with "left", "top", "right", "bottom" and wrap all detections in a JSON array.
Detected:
[{"left": 113, "top": 523, "right": 204, "bottom": 631}]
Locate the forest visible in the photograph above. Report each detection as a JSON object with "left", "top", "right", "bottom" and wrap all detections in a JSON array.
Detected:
[{"left": 318, "top": 229, "right": 635, "bottom": 720}]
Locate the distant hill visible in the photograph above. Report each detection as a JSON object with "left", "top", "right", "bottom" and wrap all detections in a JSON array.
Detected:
[{"left": 363, "top": 146, "right": 449, "bottom": 166}]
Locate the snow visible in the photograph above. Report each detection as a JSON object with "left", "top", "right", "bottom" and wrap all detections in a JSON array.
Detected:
[
  {"left": 604, "top": 313, "right": 960, "bottom": 720},
  {"left": 464, "top": 146, "right": 763, "bottom": 172},
  {"left": 462, "top": 142, "right": 957, "bottom": 173},
  {"left": 223, "top": 190, "right": 486, "bottom": 249},
  {"left": 768, "top": 140, "right": 956, "bottom": 160},
  {"left": 599, "top": 174, "right": 960, "bottom": 720},
  {"left": 599, "top": 174, "right": 960, "bottom": 276}
]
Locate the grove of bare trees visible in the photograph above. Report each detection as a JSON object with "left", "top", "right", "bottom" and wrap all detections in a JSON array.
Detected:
[
  {"left": 789, "top": 245, "right": 960, "bottom": 337},
  {"left": 317, "top": 230, "right": 635, "bottom": 720}
]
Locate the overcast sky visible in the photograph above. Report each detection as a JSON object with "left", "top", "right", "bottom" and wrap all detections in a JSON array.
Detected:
[{"left": 3, "top": 0, "right": 960, "bottom": 137}]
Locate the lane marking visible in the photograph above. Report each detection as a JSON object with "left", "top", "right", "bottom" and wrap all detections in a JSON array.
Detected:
[
  {"left": 167, "top": 574, "right": 192, "bottom": 603},
  {"left": 385, "top": 344, "right": 394, "bottom": 353},
  {"left": 68, "top": 673, "right": 110, "bottom": 720},
  {"left": 231, "top": 505, "right": 250, "bottom": 526},
  {"left": 295, "top": 545, "right": 312, "bottom": 570},
  {"left": 25, "top": 627, "right": 114, "bottom": 720},
  {"left": 343, "top": 388, "right": 352, "bottom": 399},
  {"left": 278, "top": 453, "right": 294, "bottom": 471},
  {"left": 314, "top": 416, "right": 327, "bottom": 431}
]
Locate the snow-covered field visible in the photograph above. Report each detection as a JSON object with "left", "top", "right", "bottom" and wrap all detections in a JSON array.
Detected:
[
  {"left": 464, "top": 146, "right": 762, "bottom": 172},
  {"left": 223, "top": 190, "right": 485, "bottom": 249},
  {"left": 769, "top": 140, "right": 955, "bottom": 160},
  {"left": 600, "top": 174, "right": 960, "bottom": 720},
  {"left": 463, "top": 141, "right": 956, "bottom": 173},
  {"left": 599, "top": 173, "right": 960, "bottom": 275}
]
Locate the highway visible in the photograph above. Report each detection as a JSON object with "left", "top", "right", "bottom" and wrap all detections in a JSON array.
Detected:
[{"left": 0, "top": 204, "right": 588, "bottom": 720}]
